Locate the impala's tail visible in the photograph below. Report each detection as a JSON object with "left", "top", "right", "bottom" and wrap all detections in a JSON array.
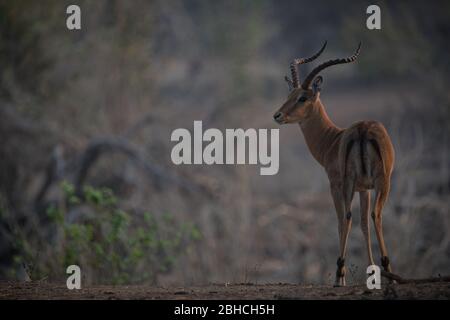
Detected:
[
  {"left": 341, "top": 125, "right": 385, "bottom": 180},
  {"left": 360, "top": 132, "right": 371, "bottom": 177},
  {"left": 342, "top": 136, "right": 368, "bottom": 180}
]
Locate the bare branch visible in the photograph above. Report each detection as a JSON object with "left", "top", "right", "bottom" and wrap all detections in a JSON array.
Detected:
[{"left": 73, "top": 137, "right": 215, "bottom": 198}]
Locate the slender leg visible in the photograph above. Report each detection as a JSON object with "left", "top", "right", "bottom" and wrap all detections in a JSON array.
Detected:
[
  {"left": 330, "top": 183, "right": 346, "bottom": 287},
  {"left": 372, "top": 180, "right": 393, "bottom": 276},
  {"left": 330, "top": 176, "right": 354, "bottom": 287},
  {"left": 330, "top": 187, "right": 343, "bottom": 245},
  {"left": 336, "top": 176, "right": 355, "bottom": 286},
  {"left": 360, "top": 191, "right": 374, "bottom": 266}
]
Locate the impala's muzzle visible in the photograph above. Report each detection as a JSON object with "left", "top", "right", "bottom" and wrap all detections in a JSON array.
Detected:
[{"left": 273, "top": 111, "right": 284, "bottom": 124}]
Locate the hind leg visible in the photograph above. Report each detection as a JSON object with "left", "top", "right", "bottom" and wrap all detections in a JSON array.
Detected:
[
  {"left": 330, "top": 183, "right": 345, "bottom": 287},
  {"left": 333, "top": 176, "right": 355, "bottom": 287},
  {"left": 360, "top": 191, "right": 374, "bottom": 266},
  {"left": 372, "top": 179, "right": 394, "bottom": 278}
]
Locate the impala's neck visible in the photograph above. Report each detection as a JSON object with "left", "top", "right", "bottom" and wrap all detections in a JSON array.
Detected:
[{"left": 299, "top": 98, "right": 341, "bottom": 166}]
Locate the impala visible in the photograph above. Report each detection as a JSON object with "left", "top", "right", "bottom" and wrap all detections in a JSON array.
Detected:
[{"left": 274, "top": 42, "right": 395, "bottom": 286}]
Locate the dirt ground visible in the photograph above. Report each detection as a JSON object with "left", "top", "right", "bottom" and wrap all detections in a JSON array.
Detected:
[{"left": 0, "top": 281, "right": 449, "bottom": 300}]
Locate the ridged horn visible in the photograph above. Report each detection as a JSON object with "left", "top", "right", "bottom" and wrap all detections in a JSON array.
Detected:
[
  {"left": 288, "top": 41, "right": 327, "bottom": 88},
  {"left": 301, "top": 42, "right": 361, "bottom": 90}
]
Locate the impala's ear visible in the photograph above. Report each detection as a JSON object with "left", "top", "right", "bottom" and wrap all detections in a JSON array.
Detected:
[{"left": 312, "top": 76, "right": 323, "bottom": 95}]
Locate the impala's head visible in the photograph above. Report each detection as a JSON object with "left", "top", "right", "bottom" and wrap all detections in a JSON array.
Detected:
[
  {"left": 273, "top": 77, "right": 323, "bottom": 124},
  {"left": 274, "top": 41, "right": 361, "bottom": 125}
]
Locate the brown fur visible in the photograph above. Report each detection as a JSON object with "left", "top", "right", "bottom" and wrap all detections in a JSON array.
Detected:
[{"left": 274, "top": 87, "right": 395, "bottom": 286}]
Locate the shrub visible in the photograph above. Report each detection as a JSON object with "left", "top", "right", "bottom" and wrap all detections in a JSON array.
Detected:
[{"left": 11, "top": 181, "right": 201, "bottom": 285}]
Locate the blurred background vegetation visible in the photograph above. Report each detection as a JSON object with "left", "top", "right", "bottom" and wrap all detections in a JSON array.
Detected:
[{"left": 0, "top": 0, "right": 449, "bottom": 285}]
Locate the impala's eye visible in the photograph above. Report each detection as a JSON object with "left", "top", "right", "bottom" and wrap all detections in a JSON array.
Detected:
[{"left": 298, "top": 96, "right": 307, "bottom": 103}]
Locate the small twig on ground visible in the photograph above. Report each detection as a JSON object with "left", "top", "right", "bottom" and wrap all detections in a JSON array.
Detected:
[{"left": 381, "top": 271, "right": 450, "bottom": 284}]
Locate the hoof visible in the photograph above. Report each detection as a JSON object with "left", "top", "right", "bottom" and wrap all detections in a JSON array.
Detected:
[
  {"left": 334, "top": 277, "right": 346, "bottom": 287},
  {"left": 381, "top": 256, "right": 391, "bottom": 271}
]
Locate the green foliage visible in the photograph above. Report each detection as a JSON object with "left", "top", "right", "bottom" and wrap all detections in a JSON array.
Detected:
[{"left": 12, "top": 181, "right": 201, "bottom": 285}]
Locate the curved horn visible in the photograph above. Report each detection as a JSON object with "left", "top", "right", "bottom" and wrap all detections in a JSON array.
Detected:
[
  {"left": 301, "top": 42, "right": 362, "bottom": 90},
  {"left": 289, "top": 41, "right": 327, "bottom": 88}
]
